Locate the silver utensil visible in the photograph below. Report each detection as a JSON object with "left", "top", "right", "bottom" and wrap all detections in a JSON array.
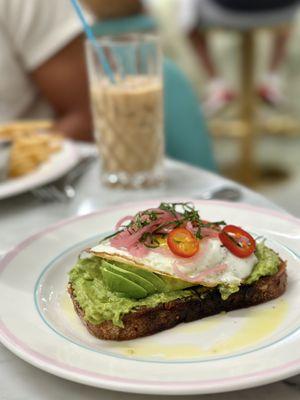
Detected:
[
  {"left": 31, "top": 155, "right": 96, "bottom": 202},
  {"left": 194, "top": 186, "right": 242, "bottom": 202}
]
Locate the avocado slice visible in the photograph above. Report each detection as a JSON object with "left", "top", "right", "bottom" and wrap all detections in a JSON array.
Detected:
[
  {"left": 107, "top": 260, "right": 196, "bottom": 291},
  {"left": 102, "top": 261, "right": 157, "bottom": 294},
  {"left": 102, "top": 267, "right": 148, "bottom": 299},
  {"left": 105, "top": 260, "right": 167, "bottom": 292}
]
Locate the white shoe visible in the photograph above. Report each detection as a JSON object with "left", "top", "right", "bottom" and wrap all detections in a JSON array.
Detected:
[
  {"left": 258, "top": 73, "right": 286, "bottom": 107},
  {"left": 202, "top": 79, "right": 236, "bottom": 117}
]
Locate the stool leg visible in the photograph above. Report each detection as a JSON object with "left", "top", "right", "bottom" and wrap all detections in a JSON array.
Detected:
[{"left": 240, "top": 30, "right": 256, "bottom": 185}]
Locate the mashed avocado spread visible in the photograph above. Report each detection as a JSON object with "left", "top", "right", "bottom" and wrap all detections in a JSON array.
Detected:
[
  {"left": 69, "top": 242, "right": 280, "bottom": 327},
  {"left": 69, "top": 258, "right": 194, "bottom": 327}
]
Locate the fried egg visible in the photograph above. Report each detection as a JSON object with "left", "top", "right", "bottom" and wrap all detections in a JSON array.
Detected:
[{"left": 91, "top": 237, "right": 257, "bottom": 288}]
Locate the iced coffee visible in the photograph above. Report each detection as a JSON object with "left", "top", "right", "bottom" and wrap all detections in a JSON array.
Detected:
[
  {"left": 91, "top": 76, "right": 164, "bottom": 187},
  {"left": 85, "top": 34, "right": 164, "bottom": 188}
]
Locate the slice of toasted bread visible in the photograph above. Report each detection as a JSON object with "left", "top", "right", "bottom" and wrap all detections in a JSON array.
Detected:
[{"left": 68, "top": 261, "right": 287, "bottom": 341}]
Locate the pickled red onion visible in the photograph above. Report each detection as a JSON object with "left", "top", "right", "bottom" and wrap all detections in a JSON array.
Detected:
[
  {"left": 115, "top": 215, "right": 134, "bottom": 230},
  {"left": 185, "top": 222, "right": 219, "bottom": 239},
  {"left": 111, "top": 210, "right": 180, "bottom": 256},
  {"left": 201, "top": 227, "right": 220, "bottom": 238},
  {"left": 128, "top": 242, "right": 149, "bottom": 257},
  {"left": 110, "top": 207, "right": 220, "bottom": 258},
  {"left": 186, "top": 221, "right": 196, "bottom": 234}
]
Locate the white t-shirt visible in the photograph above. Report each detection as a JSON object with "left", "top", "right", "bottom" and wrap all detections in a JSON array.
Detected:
[{"left": 0, "top": 0, "right": 85, "bottom": 123}]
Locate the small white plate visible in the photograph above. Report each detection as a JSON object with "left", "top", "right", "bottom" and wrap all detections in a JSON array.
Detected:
[
  {"left": 0, "top": 140, "right": 79, "bottom": 200},
  {"left": 0, "top": 200, "right": 300, "bottom": 395}
]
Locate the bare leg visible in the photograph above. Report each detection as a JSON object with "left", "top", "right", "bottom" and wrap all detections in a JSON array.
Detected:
[
  {"left": 269, "top": 26, "right": 292, "bottom": 72},
  {"left": 188, "top": 29, "right": 217, "bottom": 79},
  {"left": 187, "top": 29, "right": 236, "bottom": 115},
  {"left": 258, "top": 26, "right": 292, "bottom": 106}
]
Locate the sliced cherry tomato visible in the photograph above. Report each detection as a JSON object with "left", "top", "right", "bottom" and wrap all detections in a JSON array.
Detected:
[
  {"left": 219, "top": 225, "right": 256, "bottom": 258},
  {"left": 167, "top": 228, "right": 199, "bottom": 258}
]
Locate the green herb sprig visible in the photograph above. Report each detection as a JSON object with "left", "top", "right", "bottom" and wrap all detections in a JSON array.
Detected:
[{"left": 101, "top": 202, "right": 226, "bottom": 246}]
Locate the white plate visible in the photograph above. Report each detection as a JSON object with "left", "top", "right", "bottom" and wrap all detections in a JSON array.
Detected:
[
  {"left": 0, "top": 200, "right": 300, "bottom": 395},
  {"left": 0, "top": 140, "right": 79, "bottom": 200}
]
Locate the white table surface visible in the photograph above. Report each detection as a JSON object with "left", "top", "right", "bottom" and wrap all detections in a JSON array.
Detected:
[{"left": 0, "top": 152, "right": 299, "bottom": 400}]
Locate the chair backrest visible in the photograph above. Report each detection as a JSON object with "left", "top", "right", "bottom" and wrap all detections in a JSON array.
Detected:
[
  {"left": 164, "top": 59, "right": 217, "bottom": 171},
  {"left": 92, "top": 15, "right": 156, "bottom": 37}
]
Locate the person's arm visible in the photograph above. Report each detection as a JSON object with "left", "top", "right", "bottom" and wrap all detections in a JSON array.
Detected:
[
  {"left": 31, "top": 35, "right": 92, "bottom": 141},
  {"left": 82, "top": 0, "right": 143, "bottom": 19}
]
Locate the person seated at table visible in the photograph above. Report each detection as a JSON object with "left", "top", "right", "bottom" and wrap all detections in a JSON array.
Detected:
[
  {"left": 0, "top": 0, "right": 93, "bottom": 141},
  {"left": 179, "top": 0, "right": 300, "bottom": 115}
]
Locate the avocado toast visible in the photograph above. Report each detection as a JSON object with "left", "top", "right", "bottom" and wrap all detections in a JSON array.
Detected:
[{"left": 68, "top": 202, "right": 287, "bottom": 341}]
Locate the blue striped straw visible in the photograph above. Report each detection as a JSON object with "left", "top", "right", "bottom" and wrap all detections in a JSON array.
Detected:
[{"left": 70, "top": 0, "right": 115, "bottom": 83}]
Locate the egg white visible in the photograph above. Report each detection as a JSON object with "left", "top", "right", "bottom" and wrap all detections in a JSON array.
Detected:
[{"left": 91, "top": 238, "right": 257, "bottom": 287}]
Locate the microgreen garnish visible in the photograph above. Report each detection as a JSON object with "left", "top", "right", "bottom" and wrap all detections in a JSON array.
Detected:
[
  {"left": 102, "top": 202, "right": 226, "bottom": 248},
  {"left": 101, "top": 230, "right": 121, "bottom": 242},
  {"left": 140, "top": 232, "right": 160, "bottom": 248}
]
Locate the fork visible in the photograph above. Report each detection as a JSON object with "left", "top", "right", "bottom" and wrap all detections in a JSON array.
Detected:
[
  {"left": 194, "top": 186, "right": 242, "bottom": 201},
  {"left": 31, "top": 155, "right": 96, "bottom": 202}
]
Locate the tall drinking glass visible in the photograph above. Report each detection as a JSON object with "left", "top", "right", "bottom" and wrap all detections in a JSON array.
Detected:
[{"left": 85, "top": 34, "right": 164, "bottom": 188}]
